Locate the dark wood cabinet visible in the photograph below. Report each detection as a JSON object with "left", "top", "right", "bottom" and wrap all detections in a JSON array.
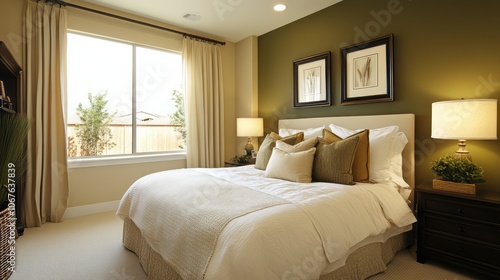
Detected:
[
  {"left": 0, "top": 42, "right": 22, "bottom": 114},
  {"left": 0, "top": 41, "right": 24, "bottom": 235},
  {"left": 416, "top": 182, "right": 500, "bottom": 279}
]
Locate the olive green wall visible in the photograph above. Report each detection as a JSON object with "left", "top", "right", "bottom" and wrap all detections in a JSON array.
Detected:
[{"left": 258, "top": 0, "right": 500, "bottom": 192}]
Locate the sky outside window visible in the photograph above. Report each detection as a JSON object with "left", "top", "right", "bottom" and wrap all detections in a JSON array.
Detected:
[{"left": 67, "top": 33, "right": 184, "bottom": 156}]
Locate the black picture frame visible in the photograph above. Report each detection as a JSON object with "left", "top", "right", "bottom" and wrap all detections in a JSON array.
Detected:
[
  {"left": 293, "top": 51, "right": 331, "bottom": 108},
  {"left": 340, "top": 34, "right": 394, "bottom": 105}
]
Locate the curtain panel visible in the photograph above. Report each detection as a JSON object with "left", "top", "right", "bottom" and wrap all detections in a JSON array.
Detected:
[
  {"left": 22, "top": 0, "right": 69, "bottom": 227},
  {"left": 183, "top": 38, "right": 225, "bottom": 168}
]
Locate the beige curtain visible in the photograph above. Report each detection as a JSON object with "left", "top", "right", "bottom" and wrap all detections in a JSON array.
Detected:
[
  {"left": 183, "top": 38, "right": 225, "bottom": 168},
  {"left": 21, "top": 0, "right": 69, "bottom": 227}
]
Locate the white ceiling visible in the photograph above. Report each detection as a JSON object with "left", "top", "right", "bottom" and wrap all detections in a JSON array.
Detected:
[{"left": 80, "top": 0, "right": 343, "bottom": 43}]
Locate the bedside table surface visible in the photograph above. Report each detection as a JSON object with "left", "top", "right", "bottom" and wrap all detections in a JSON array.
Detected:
[
  {"left": 224, "top": 159, "right": 255, "bottom": 167},
  {"left": 416, "top": 182, "right": 500, "bottom": 205}
]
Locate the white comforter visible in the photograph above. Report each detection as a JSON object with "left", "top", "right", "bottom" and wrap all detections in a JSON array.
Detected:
[{"left": 117, "top": 165, "right": 416, "bottom": 280}]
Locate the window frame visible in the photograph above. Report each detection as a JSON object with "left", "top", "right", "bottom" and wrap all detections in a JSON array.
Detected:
[
  {"left": 68, "top": 151, "right": 186, "bottom": 168},
  {"left": 66, "top": 31, "right": 186, "bottom": 166}
]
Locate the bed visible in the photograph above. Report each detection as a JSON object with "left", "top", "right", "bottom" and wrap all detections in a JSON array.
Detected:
[{"left": 117, "top": 113, "right": 416, "bottom": 280}]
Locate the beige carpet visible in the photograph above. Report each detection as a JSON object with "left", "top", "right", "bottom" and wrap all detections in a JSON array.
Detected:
[
  {"left": 9, "top": 211, "right": 481, "bottom": 280},
  {"left": 367, "top": 246, "right": 480, "bottom": 280},
  {"left": 10, "top": 212, "right": 147, "bottom": 280}
]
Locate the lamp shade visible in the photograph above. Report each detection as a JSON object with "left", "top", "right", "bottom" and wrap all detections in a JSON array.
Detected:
[
  {"left": 237, "top": 118, "right": 264, "bottom": 137},
  {"left": 431, "top": 99, "right": 497, "bottom": 140}
]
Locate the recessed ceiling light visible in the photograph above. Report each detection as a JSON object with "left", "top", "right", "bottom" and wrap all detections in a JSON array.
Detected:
[{"left": 274, "top": 4, "right": 287, "bottom": 12}]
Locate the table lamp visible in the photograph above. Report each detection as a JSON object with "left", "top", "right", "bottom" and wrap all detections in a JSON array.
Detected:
[
  {"left": 431, "top": 99, "right": 497, "bottom": 160},
  {"left": 237, "top": 118, "right": 264, "bottom": 157}
]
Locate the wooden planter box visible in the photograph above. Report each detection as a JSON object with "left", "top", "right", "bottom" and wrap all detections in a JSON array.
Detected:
[{"left": 432, "top": 179, "right": 476, "bottom": 194}]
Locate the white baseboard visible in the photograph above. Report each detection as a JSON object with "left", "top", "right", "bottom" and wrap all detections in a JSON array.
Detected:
[{"left": 63, "top": 200, "right": 121, "bottom": 220}]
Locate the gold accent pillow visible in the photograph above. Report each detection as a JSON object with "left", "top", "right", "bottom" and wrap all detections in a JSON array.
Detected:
[
  {"left": 323, "top": 129, "right": 370, "bottom": 183},
  {"left": 312, "top": 136, "right": 360, "bottom": 185},
  {"left": 254, "top": 132, "right": 304, "bottom": 170},
  {"left": 270, "top": 131, "right": 304, "bottom": 144}
]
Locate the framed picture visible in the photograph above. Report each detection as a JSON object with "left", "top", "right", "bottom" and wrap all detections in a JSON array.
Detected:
[
  {"left": 340, "top": 34, "right": 394, "bottom": 105},
  {"left": 293, "top": 51, "right": 331, "bottom": 108}
]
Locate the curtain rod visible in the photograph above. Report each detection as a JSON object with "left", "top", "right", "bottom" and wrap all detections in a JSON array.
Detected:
[{"left": 41, "top": 0, "right": 226, "bottom": 46}]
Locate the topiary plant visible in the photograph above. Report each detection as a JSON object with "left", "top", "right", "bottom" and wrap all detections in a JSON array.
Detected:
[
  {"left": 0, "top": 113, "right": 30, "bottom": 210},
  {"left": 231, "top": 155, "right": 250, "bottom": 164},
  {"left": 430, "top": 154, "right": 486, "bottom": 184}
]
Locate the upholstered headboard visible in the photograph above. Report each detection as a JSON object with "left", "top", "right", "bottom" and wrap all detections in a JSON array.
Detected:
[{"left": 278, "top": 114, "right": 415, "bottom": 193}]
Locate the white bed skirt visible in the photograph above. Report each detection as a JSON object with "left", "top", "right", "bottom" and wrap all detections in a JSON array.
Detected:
[{"left": 122, "top": 217, "right": 413, "bottom": 280}]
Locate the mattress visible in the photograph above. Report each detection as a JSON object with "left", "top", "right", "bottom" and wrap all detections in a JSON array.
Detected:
[{"left": 117, "top": 165, "right": 416, "bottom": 279}]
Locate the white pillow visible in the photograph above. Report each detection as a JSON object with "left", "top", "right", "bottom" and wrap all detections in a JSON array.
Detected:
[
  {"left": 265, "top": 147, "right": 316, "bottom": 183},
  {"left": 388, "top": 132, "right": 409, "bottom": 189},
  {"left": 279, "top": 126, "right": 324, "bottom": 140},
  {"left": 329, "top": 124, "right": 400, "bottom": 184}
]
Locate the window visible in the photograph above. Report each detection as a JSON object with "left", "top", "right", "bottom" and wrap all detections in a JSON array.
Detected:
[{"left": 66, "top": 33, "right": 184, "bottom": 159}]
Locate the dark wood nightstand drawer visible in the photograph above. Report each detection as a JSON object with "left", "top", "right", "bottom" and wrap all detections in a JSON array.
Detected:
[
  {"left": 424, "top": 215, "right": 500, "bottom": 245},
  {"left": 424, "top": 196, "right": 500, "bottom": 225},
  {"left": 417, "top": 183, "right": 500, "bottom": 278},
  {"left": 424, "top": 233, "right": 500, "bottom": 268}
]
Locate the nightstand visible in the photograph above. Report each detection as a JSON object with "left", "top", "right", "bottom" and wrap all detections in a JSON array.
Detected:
[
  {"left": 224, "top": 159, "right": 254, "bottom": 167},
  {"left": 416, "top": 182, "right": 500, "bottom": 279}
]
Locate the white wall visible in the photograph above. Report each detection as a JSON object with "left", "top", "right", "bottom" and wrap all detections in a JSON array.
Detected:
[{"left": 234, "top": 36, "right": 259, "bottom": 155}]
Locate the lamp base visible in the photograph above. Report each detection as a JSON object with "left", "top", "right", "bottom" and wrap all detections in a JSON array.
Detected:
[
  {"left": 454, "top": 139, "right": 472, "bottom": 161},
  {"left": 244, "top": 138, "right": 254, "bottom": 157}
]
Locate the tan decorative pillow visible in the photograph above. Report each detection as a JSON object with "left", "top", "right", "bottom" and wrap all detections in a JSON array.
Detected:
[
  {"left": 276, "top": 137, "right": 318, "bottom": 153},
  {"left": 254, "top": 132, "right": 304, "bottom": 170},
  {"left": 323, "top": 129, "right": 370, "bottom": 183},
  {"left": 265, "top": 147, "right": 316, "bottom": 183},
  {"left": 270, "top": 131, "right": 304, "bottom": 144},
  {"left": 313, "top": 136, "right": 360, "bottom": 185}
]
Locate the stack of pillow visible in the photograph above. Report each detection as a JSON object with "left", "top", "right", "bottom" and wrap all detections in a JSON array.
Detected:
[{"left": 254, "top": 124, "right": 408, "bottom": 189}]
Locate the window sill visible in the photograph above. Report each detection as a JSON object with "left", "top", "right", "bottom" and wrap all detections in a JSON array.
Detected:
[{"left": 68, "top": 152, "right": 186, "bottom": 169}]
